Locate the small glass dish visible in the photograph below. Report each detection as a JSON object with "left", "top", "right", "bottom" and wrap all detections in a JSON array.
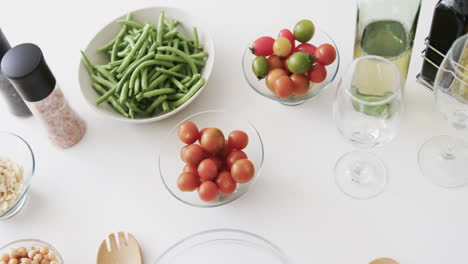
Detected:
[
  {"left": 0, "top": 132, "right": 35, "bottom": 220},
  {"left": 154, "top": 229, "right": 289, "bottom": 264},
  {"left": 159, "top": 110, "right": 264, "bottom": 208},
  {"left": 242, "top": 30, "right": 340, "bottom": 106},
  {"left": 0, "top": 239, "right": 64, "bottom": 263}
]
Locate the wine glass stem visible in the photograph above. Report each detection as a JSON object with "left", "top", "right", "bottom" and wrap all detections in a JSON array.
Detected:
[
  {"left": 442, "top": 141, "right": 456, "bottom": 160},
  {"left": 350, "top": 161, "right": 371, "bottom": 184}
]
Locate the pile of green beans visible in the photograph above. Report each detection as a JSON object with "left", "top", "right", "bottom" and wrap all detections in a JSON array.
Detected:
[{"left": 81, "top": 11, "right": 208, "bottom": 118}]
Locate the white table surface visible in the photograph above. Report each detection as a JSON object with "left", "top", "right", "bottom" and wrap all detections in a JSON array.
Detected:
[{"left": 1, "top": 0, "right": 467, "bottom": 263}]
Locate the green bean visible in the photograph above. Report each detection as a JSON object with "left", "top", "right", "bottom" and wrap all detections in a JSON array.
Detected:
[
  {"left": 116, "top": 20, "right": 143, "bottom": 29},
  {"left": 93, "top": 83, "right": 129, "bottom": 117},
  {"left": 91, "top": 75, "right": 116, "bottom": 90},
  {"left": 190, "top": 52, "right": 208, "bottom": 59},
  {"left": 96, "top": 87, "right": 117, "bottom": 105},
  {"left": 164, "top": 28, "right": 178, "bottom": 39},
  {"left": 148, "top": 64, "right": 184, "bottom": 90},
  {"left": 182, "top": 41, "right": 190, "bottom": 54},
  {"left": 95, "top": 66, "right": 117, "bottom": 84},
  {"left": 106, "top": 59, "right": 124, "bottom": 69},
  {"left": 184, "top": 73, "right": 201, "bottom": 88},
  {"left": 166, "top": 93, "right": 185, "bottom": 101},
  {"left": 155, "top": 67, "right": 186, "bottom": 79},
  {"left": 149, "top": 71, "right": 162, "bottom": 84},
  {"left": 157, "top": 47, "right": 198, "bottom": 74},
  {"left": 119, "top": 81, "right": 130, "bottom": 104},
  {"left": 123, "top": 36, "right": 136, "bottom": 49},
  {"left": 154, "top": 54, "right": 204, "bottom": 66},
  {"left": 145, "top": 95, "right": 167, "bottom": 115},
  {"left": 134, "top": 75, "right": 141, "bottom": 94},
  {"left": 170, "top": 77, "right": 188, "bottom": 93},
  {"left": 157, "top": 11, "right": 165, "bottom": 45},
  {"left": 117, "top": 23, "right": 151, "bottom": 73},
  {"left": 98, "top": 13, "right": 133, "bottom": 52},
  {"left": 117, "top": 52, "right": 155, "bottom": 92},
  {"left": 181, "top": 76, "right": 191, "bottom": 84},
  {"left": 141, "top": 68, "right": 149, "bottom": 91},
  {"left": 136, "top": 41, "right": 149, "bottom": 60},
  {"left": 130, "top": 60, "right": 175, "bottom": 89},
  {"left": 148, "top": 41, "right": 158, "bottom": 54},
  {"left": 111, "top": 39, "right": 120, "bottom": 62},
  {"left": 128, "top": 100, "right": 146, "bottom": 114},
  {"left": 170, "top": 78, "right": 206, "bottom": 108},
  {"left": 193, "top": 27, "right": 200, "bottom": 53},
  {"left": 162, "top": 101, "right": 170, "bottom": 112},
  {"left": 143, "top": 88, "right": 176, "bottom": 98},
  {"left": 80, "top": 51, "right": 95, "bottom": 75},
  {"left": 129, "top": 108, "right": 135, "bottom": 119}
]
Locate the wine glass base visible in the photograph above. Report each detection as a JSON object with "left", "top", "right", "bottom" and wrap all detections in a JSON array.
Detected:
[
  {"left": 335, "top": 151, "right": 387, "bottom": 199},
  {"left": 279, "top": 100, "right": 305, "bottom": 106},
  {"left": 418, "top": 135, "right": 468, "bottom": 188}
]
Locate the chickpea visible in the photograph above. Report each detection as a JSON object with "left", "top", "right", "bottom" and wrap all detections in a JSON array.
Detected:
[
  {"left": 26, "top": 248, "right": 34, "bottom": 252},
  {"left": 45, "top": 253, "right": 55, "bottom": 261},
  {"left": 0, "top": 254, "right": 9, "bottom": 262},
  {"left": 8, "top": 259, "right": 18, "bottom": 264},
  {"left": 0, "top": 261, "right": 7, "bottom": 264},
  {"left": 20, "top": 259, "right": 31, "bottom": 264},
  {"left": 17, "top": 248, "right": 27, "bottom": 259},
  {"left": 48, "top": 262, "right": 57, "bottom": 264},
  {"left": 38, "top": 248, "right": 47, "bottom": 257},
  {"left": 9, "top": 249, "right": 18, "bottom": 259},
  {"left": 31, "top": 261, "right": 38, "bottom": 264},
  {"left": 39, "top": 260, "right": 49, "bottom": 264},
  {"left": 32, "top": 255, "right": 43, "bottom": 262},
  {"left": 27, "top": 250, "right": 38, "bottom": 259}
]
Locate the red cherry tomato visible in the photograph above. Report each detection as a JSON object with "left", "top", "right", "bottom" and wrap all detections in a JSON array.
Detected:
[
  {"left": 226, "top": 150, "right": 248, "bottom": 168},
  {"left": 178, "top": 121, "right": 199, "bottom": 144},
  {"left": 218, "top": 142, "right": 233, "bottom": 160},
  {"left": 294, "top": 43, "right": 317, "bottom": 56},
  {"left": 180, "top": 144, "right": 205, "bottom": 165},
  {"left": 314, "top": 44, "right": 336, "bottom": 66},
  {"left": 207, "top": 156, "right": 223, "bottom": 170},
  {"left": 278, "top": 29, "right": 295, "bottom": 50},
  {"left": 308, "top": 64, "right": 327, "bottom": 83},
  {"left": 290, "top": 73, "right": 310, "bottom": 96},
  {"left": 274, "top": 75, "right": 295, "bottom": 98},
  {"left": 198, "top": 181, "right": 218, "bottom": 202},
  {"left": 198, "top": 128, "right": 208, "bottom": 143},
  {"left": 283, "top": 55, "right": 292, "bottom": 75},
  {"left": 177, "top": 172, "right": 200, "bottom": 192},
  {"left": 231, "top": 159, "right": 255, "bottom": 184},
  {"left": 200, "top": 128, "right": 225, "bottom": 154},
  {"left": 266, "top": 68, "right": 287, "bottom": 91},
  {"left": 198, "top": 158, "right": 219, "bottom": 181},
  {"left": 268, "top": 55, "right": 284, "bottom": 70},
  {"left": 183, "top": 164, "right": 198, "bottom": 176},
  {"left": 228, "top": 130, "right": 249, "bottom": 150},
  {"left": 216, "top": 171, "right": 237, "bottom": 195},
  {"left": 250, "top": 36, "right": 275, "bottom": 56}
]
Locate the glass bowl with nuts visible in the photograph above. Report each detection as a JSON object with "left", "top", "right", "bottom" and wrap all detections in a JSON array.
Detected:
[{"left": 0, "top": 239, "right": 63, "bottom": 264}]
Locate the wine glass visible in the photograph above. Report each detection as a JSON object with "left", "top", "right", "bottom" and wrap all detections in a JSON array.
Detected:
[
  {"left": 418, "top": 34, "right": 468, "bottom": 188},
  {"left": 333, "top": 55, "right": 403, "bottom": 199}
]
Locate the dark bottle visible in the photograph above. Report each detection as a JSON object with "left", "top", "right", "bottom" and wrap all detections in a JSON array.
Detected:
[
  {"left": 418, "top": 0, "right": 468, "bottom": 89},
  {"left": 0, "top": 28, "right": 31, "bottom": 117}
]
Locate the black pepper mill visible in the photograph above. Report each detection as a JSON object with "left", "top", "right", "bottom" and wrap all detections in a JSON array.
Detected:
[{"left": 0, "top": 28, "right": 31, "bottom": 117}]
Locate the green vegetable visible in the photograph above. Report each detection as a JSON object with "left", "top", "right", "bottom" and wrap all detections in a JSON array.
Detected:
[
  {"left": 81, "top": 11, "right": 209, "bottom": 119},
  {"left": 294, "top": 19, "right": 315, "bottom": 43},
  {"left": 286, "top": 51, "right": 314, "bottom": 74},
  {"left": 252, "top": 56, "right": 269, "bottom": 79}
]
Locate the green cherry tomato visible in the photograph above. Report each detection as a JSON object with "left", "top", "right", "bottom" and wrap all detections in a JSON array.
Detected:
[
  {"left": 252, "top": 56, "right": 270, "bottom": 80},
  {"left": 294, "top": 19, "right": 315, "bottom": 43},
  {"left": 286, "top": 51, "right": 313, "bottom": 74}
]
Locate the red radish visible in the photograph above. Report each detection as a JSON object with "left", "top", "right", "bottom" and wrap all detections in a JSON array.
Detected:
[{"left": 250, "top": 36, "right": 275, "bottom": 56}]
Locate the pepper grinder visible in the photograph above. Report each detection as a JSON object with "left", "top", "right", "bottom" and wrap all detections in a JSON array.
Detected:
[
  {"left": 1, "top": 43, "right": 86, "bottom": 148},
  {"left": 0, "top": 28, "right": 31, "bottom": 117}
]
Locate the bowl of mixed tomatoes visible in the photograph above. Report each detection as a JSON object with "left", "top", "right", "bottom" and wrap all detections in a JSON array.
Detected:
[
  {"left": 158, "top": 110, "right": 264, "bottom": 207},
  {"left": 242, "top": 19, "right": 340, "bottom": 105}
]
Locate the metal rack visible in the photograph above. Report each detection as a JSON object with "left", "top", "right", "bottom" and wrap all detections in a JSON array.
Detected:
[{"left": 416, "top": 37, "right": 446, "bottom": 90}]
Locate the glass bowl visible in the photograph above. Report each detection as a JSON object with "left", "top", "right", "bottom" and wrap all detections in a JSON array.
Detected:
[
  {"left": 154, "top": 229, "right": 289, "bottom": 264},
  {"left": 0, "top": 239, "right": 64, "bottom": 263},
  {"left": 159, "top": 110, "right": 264, "bottom": 208},
  {"left": 242, "top": 30, "right": 340, "bottom": 106},
  {"left": 0, "top": 132, "right": 35, "bottom": 220}
]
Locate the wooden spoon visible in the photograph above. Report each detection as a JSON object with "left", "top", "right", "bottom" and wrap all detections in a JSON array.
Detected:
[
  {"left": 370, "top": 258, "right": 400, "bottom": 264},
  {"left": 97, "top": 232, "right": 142, "bottom": 264}
]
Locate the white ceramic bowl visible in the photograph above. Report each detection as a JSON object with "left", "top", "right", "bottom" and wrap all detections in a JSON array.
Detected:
[{"left": 79, "top": 7, "right": 215, "bottom": 123}]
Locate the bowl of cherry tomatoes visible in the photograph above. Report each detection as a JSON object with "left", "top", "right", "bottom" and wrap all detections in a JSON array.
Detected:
[
  {"left": 158, "top": 110, "right": 264, "bottom": 207},
  {"left": 242, "top": 19, "right": 340, "bottom": 106}
]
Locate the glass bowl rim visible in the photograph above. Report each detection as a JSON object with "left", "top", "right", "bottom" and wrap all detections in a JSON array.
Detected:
[
  {"left": 0, "top": 238, "right": 64, "bottom": 263},
  {"left": 0, "top": 131, "right": 35, "bottom": 218},
  {"left": 241, "top": 29, "right": 341, "bottom": 103},
  {"left": 158, "top": 109, "right": 265, "bottom": 208},
  {"left": 154, "top": 228, "right": 290, "bottom": 264}
]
